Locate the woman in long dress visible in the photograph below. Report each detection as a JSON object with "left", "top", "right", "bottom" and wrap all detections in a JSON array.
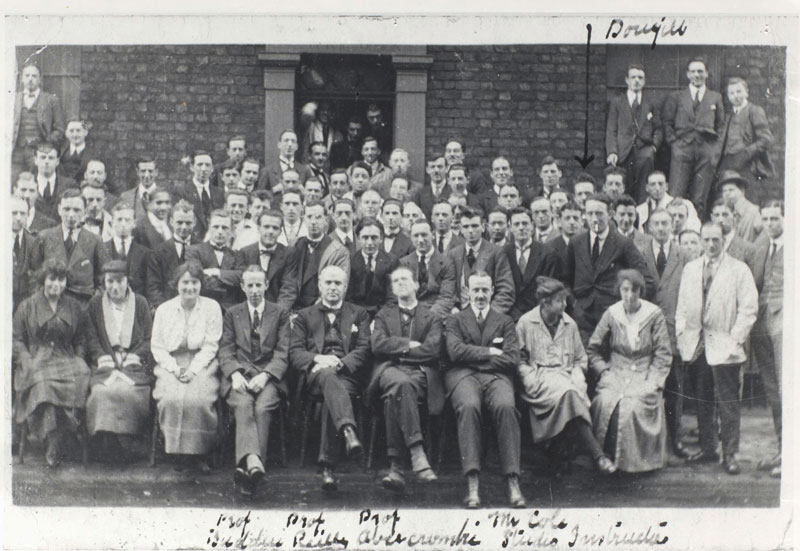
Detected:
[
  {"left": 516, "top": 277, "right": 616, "bottom": 475},
  {"left": 13, "top": 259, "right": 91, "bottom": 467},
  {"left": 84, "top": 260, "right": 153, "bottom": 459},
  {"left": 587, "top": 269, "right": 673, "bottom": 473},
  {"left": 151, "top": 261, "right": 223, "bottom": 471}
]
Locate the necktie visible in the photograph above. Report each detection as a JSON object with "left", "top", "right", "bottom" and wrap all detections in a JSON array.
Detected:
[
  {"left": 201, "top": 187, "right": 211, "bottom": 220},
  {"left": 466, "top": 248, "right": 476, "bottom": 269},
  {"left": 399, "top": 307, "right": 416, "bottom": 319},
  {"left": 308, "top": 240, "right": 320, "bottom": 254},
  {"left": 418, "top": 254, "right": 428, "bottom": 288},
  {"left": 251, "top": 309, "right": 261, "bottom": 357},
  {"left": 656, "top": 243, "right": 667, "bottom": 276},
  {"left": 64, "top": 231, "right": 75, "bottom": 258},
  {"left": 437, "top": 235, "right": 444, "bottom": 253},
  {"left": 42, "top": 182, "right": 52, "bottom": 201},
  {"left": 692, "top": 91, "right": 700, "bottom": 113},
  {"left": 517, "top": 248, "right": 528, "bottom": 274},
  {"left": 175, "top": 240, "right": 185, "bottom": 262},
  {"left": 365, "top": 253, "right": 375, "bottom": 290},
  {"left": 344, "top": 236, "right": 353, "bottom": 250},
  {"left": 142, "top": 191, "right": 151, "bottom": 206},
  {"left": 320, "top": 306, "right": 341, "bottom": 315},
  {"left": 13, "top": 235, "right": 21, "bottom": 258},
  {"left": 591, "top": 236, "right": 600, "bottom": 265},
  {"left": 632, "top": 95, "right": 641, "bottom": 114},
  {"left": 770, "top": 242, "right": 777, "bottom": 259},
  {"left": 477, "top": 310, "right": 485, "bottom": 326}
]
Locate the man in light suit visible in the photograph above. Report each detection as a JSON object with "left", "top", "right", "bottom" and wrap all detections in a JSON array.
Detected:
[
  {"left": 605, "top": 64, "right": 663, "bottom": 203},
  {"left": 709, "top": 198, "right": 757, "bottom": 272},
  {"left": 642, "top": 209, "right": 690, "bottom": 458},
  {"left": 238, "top": 210, "right": 298, "bottom": 312},
  {"left": 346, "top": 218, "right": 399, "bottom": 318},
  {"left": 119, "top": 156, "right": 159, "bottom": 223},
  {"left": 448, "top": 206, "right": 515, "bottom": 314},
  {"left": 13, "top": 63, "right": 65, "bottom": 176},
  {"left": 219, "top": 265, "right": 290, "bottom": 496},
  {"left": 29, "top": 188, "right": 110, "bottom": 302},
  {"left": 676, "top": 223, "right": 758, "bottom": 475},
  {"left": 400, "top": 220, "right": 456, "bottom": 319},
  {"left": 369, "top": 266, "right": 442, "bottom": 491},
  {"left": 185, "top": 209, "right": 243, "bottom": 312},
  {"left": 662, "top": 57, "right": 726, "bottom": 220},
  {"left": 446, "top": 271, "right": 526, "bottom": 509},
  {"left": 289, "top": 266, "right": 371, "bottom": 491},
  {"left": 750, "top": 200, "right": 783, "bottom": 478},
  {"left": 614, "top": 194, "right": 653, "bottom": 255},
  {"left": 174, "top": 150, "right": 225, "bottom": 242}
]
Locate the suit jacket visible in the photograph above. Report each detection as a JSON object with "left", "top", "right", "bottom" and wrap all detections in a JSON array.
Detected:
[
  {"left": 185, "top": 242, "right": 243, "bottom": 311},
  {"left": 13, "top": 90, "right": 65, "bottom": 146},
  {"left": 368, "top": 304, "right": 445, "bottom": 415},
  {"left": 34, "top": 173, "right": 77, "bottom": 221},
  {"left": 676, "top": 253, "right": 758, "bottom": 365},
  {"left": 103, "top": 239, "right": 148, "bottom": 296},
  {"left": 566, "top": 228, "right": 655, "bottom": 330},
  {"left": 663, "top": 87, "right": 725, "bottom": 150},
  {"left": 258, "top": 157, "right": 308, "bottom": 194},
  {"left": 417, "top": 182, "right": 452, "bottom": 221},
  {"left": 399, "top": 250, "right": 456, "bottom": 319},
  {"left": 329, "top": 139, "right": 361, "bottom": 170},
  {"left": 384, "top": 232, "right": 414, "bottom": 259},
  {"left": 444, "top": 306, "right": 520, "bottom": 395},
  {"left": 13, "top": 229, "right": 35, "bottom": 311},
  {"left": 119, "top": 187, "right": 150, "bottom": 222},
  {"left": 238, "top": 242, "right": 298, "bottom": 311},
  {"left": 726, "top": 234, "right": 758, "bottom": 274},
  {"left": 545, "top": 233, "right": 570, "bottom": 273},
  {"left": 642, "top": 241, "right": 688, "bottom": 353},
  {"left": 145, "top": 238, "right": 184, "bottom": 309},
  {"left": 329, "top": 229, "right": 358, "bottom": 255},
  {"left": 619, "top": 228, "right": 654, "bottom": 256},
  {"left": 173, "top": 181, "right": 225, "bottom": 242},
  {"left": 133, "top": 214, "right": 169, "bottom": 250},
  {"left": 719, "top": 102, "right": 775, "bottom": 178},
  {"left": 30, "top": 226, "right": 109, "bottom": 299},
  {"left": 448, "top": 240, "right": 515, "bottom": 314},
  {"left": 58, "top": 144, "right": 96, "bottom": 182},
  {"left": 293, "top": 235, "right": 350, "bottom": 309},
  {"left": 218, "top": 301, "right": 290, "bottom": 397},
  {"left": 605, "top": 92, "right": 663, "bottom": 162},
  {"left": 289, "top": 301, "right": 372, "bottom": 382},
  {"left": 346, "top": 249, "right": 398, "bottom": 316},
  {"left": 27, "top": 209, "right": 57, "bottom": 236},
  {"left": 750, "top": 240, "right": 783, "bottom": 337},
  {"left": 504, "top": 240, "right": 563, "bottom": 322}
]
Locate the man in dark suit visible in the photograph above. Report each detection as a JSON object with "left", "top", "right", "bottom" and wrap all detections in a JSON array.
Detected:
[
  {"left": 146, "top": 200, "right": 196, "bottom": 309},
  {"left": 185, "top": 209, "right": 243, "bottom": 312},
  {"left": 417, "top": 156, "right": 451, "bottom": 221},
  {"left": 641, "top": 208, "right": 690, "bottom": 458},
  {"left": 605, "top": 64, "right": 663, "bottom": 203},
  {"left": 480, "top": 156, "right": 518, "bottom": 214},
  {"left": 259, "top": 129, "right": 308, "bottom": 195},
  {"left": 289, "top": 265, "right": 371, "bottom": 491},
  {"left": 448, "top": 206, "right": 515, "bottom": 314},
  {"left": 709, "top": 199, "right": 757, "bottom": 272},
  {"left": 546, "top": 200, "right": 583, "bottom": 270},
  {"left": 347, "top": 218, "right": 398, "bottom": 317},
  {"left": 369, "top": 266, "right": 441, "bottom": 491},
  {"left": 13, "top": 63, "right": 65, "bottom": 176},
  {"left": 445, "top": 271, "right": 526, "bottom": 508},
  {"left": 662, "top": 57, "right": 726, "bottom": 219},
  {"left": 750, "top": 200, "right": 783, "bottom": 479},
  {"left": 381, "top": 199, "right": 414, "bottom": 258},
  {"left": 29, "top": 189, "right": 110, "bottom": 302},
  {"left": 566, "top": 193, "right": 655, "bottom": 343},
  {"left": 238, "top": 210, "right": 298, "bottom": 311},
  {"left": 133, "top": 187, "right": 172, "bottom": 250},
  {"left": 103, "top": 202, "right": 148, "bottom": 296},
  {"left": 504, "top": 207, "right": 562, "bottom": 322},
  {"left": 614, "top": 194, "right": 654, "bottom": 255},
  {"left": 59, "top": 120, "right": 95, "bottom": 182},
  {"left": 400, "top": 220, "right": 457, "bottom": 319},
  {"left": 119, "top": 156, "right": 159, "bottom": 223},
  {"left": 329, "top": 116, "right": 363, "bottom": 170},
  {"left": 293, "top": 201, "right": 350, "bottom": 310},
  {"left": 219, "top": 265, "right": 290, "bottom": 495},
  {"left": 174, "top": 150, "right": 224, "bottom": 242},
  {"left": 11, "top": 197, "right": 34, "bottom": 311},
  {"left": 431, "top": 201, "right": 465, "bottom": 254},
  {"left": 31, "top": 140, "right": 77, "bottom": 221},
  {"left": 447, "top": 165, "right": 486, "bottom": 217},
  {"left": 444, "top": 139, "right": 489, "bottom": 195},
  {"left": 13, "top": 171, "right": 57, "bottom": 236}
]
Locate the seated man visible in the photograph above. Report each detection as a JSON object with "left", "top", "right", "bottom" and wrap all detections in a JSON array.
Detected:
[
  {"left": 369, "top": 266, "right": 441, "bottom": 491},
  {"left": 84, "top": 260, "right": 153, "bottom": 461},
  {"left": 289, "top": 266, "right": 371, "bottom": 491},
  {"left": 347, "top": 217, "right": 398, "bottom": 318},
  {"left": 445, "top": 271, "right": 526, "bottom": 509},
  {"left": 219, "top": 265, "right": 290, "bottom": 496}
]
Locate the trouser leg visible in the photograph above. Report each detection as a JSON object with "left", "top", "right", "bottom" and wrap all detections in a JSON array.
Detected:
[
  {"left": 711, "top": 364, "right": 742, "bottom": 457},
  {"left": 226, "top": 390, "right": 260, "bottom": 465},
  {"left": 484, "top": 375, "right": 521, "bottom": 476},
  {"left": 633, "top": 145, "right": 656, "bottom": 204},
  {"left": 450, "top": 375, "right": 483, "bottom": 475},
  {"left": 690, "top": 355, "right": 720, "bottom": 454},
  {"left": 668, "top": 144, "right": 692, "bottom": 202},
  {"left": 254, "top": 384, "right": 280, "bottom": 462},
  {"left": 308, "top": 368, "right": 358, "bottom": 465},
  {"left": 380, "top": 366, "right": 427, "bottom": 458},
  {"left": 690, "top": 141, "right": 717, "bottom": 220},
  {"left": 752, "top": 330, "right": 782, "bottom": 445}
]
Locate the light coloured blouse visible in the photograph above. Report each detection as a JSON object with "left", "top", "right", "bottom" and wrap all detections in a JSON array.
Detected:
[{"left": 151, "top": 295, "right": 222, "bottom": 375}]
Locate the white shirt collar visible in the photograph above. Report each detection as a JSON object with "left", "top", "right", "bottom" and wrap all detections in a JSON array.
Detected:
[
  {"left": 139, "top": 182, "right": 156, "bottom": 196},
  {"left": 70, "top": 143, "right": 86, "bottom": 155},
  {"left": 250, "top": 300, "right": 265, "bottom": 318},
  {"left": 114, "top": 235, "right": 129, "bottom": 252},
  {"left": 26, "top": 207, "right": 36, "bottom": 227},
  {"left": 335, "top": 228, "right": 353, "bottom": 242},
  {"left": 627, "top": 90, "right": 642, "bottom": 105},
  {"left": 733, "top": 101, "right": 749, "bottom": 114},
  {"left": 769, "top": 235, "right": 783, "bottom": 250},
  {"left": 62, "top": 225, "right": 78, "bottom": 239},
  {"left": 419, "top": 247, "right": 434, "bottom": 263},
  {"left": 25, "top": 88, "right": 40, "bottom": 99},
  {"left": 279, "top": 155, "right": 294, "bottom": 166},
  {"left": 466, "top": 239, "right": 482, "bottom": 254},
  {"left": 653, "top": 238, "right": 670, "bottom": 257},
  {"left": 590, "top": 226, "right": 610, "bottom": 242},
  {"left": 471, "top": 305, "right": 490, "bottom": 320},
  {"left": 690, "top": 84, "right": 706, "bottom": 100},
  {"left": 192, "top": 178, "right": 209, "bottom": 191}
]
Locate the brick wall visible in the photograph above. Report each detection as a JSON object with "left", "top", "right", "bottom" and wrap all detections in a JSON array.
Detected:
[
  {"left": 80, "top": 45, "right": 265, "bottom": 190},
  {"left": 425, "top": 45, "right": 608, "bottom": 192}
]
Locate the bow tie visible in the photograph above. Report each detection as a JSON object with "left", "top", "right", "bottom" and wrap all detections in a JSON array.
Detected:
[
  {"left": 259, "top": 248, "right": 276, "bottom": 256},
  {"left": 386, "top": 232, "right": 400, "bottom": 238},
  {"left": 212, "top": 245, "right": 227, "bottom": 253},
  {"left": 399, "top": 307, "right": 416, "bottom": 318},
  {"left": 320, "top": 305, "right": 341, "bottom": 315}
]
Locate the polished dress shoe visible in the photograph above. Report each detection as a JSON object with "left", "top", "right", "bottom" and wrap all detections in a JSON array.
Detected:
[
  {"left": 723, "top": 455, "right": 741, "bottom": 475},
  {"left": 321, "top": 468, "right": 338, "bottom": 492},
  {"left": 342, "top": 425, "right": 362, "bottom": 457},
  {"left": 672, "top": 442, "right": 690, "bottom": 459},
  {"left": 381, "top": 468, "right": 406, "bottom": 492},
  {"left": 415, "top": 467, "right": 438, "bottom": 482},
  {"left": 757, "top": 453, "right": 781, "bottom": 471},
  {"left": 463, "top": 473, "right": 480, "bottom": 509},
  {"left": 507, "top": 474, "right": 527, "bottom": 508},
  {"left": 595, "top": 455, "right": 617, "bottom": 474},
  {"left": 234, "top": 467, "right": 253, "bottom": 496},
  {"left": 687, "top": 450, "right": 720, "bottom": 463}
]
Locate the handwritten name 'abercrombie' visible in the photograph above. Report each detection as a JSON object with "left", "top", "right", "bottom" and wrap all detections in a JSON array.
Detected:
[{"left": 606, "top": 17, "right": 688, "bottom": 49}]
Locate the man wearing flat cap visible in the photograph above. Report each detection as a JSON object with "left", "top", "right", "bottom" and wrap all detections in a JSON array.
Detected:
[{"left": 717, "top": 170, "right": 763, "bottom": 244}]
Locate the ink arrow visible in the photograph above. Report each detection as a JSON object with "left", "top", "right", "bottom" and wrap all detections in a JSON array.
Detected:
[{"left": 574, "top": 23, "right": 596, "bottom": 170}]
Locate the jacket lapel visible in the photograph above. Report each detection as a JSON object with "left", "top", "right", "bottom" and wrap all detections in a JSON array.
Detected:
[
  {"left": 481, "top": 309, "right": 499, "bottom": 346},
  {"left": 661, "top": 245, "right": 681, "bottom": 283},
  {"left": 266, "top": 246, "right": 286, "bottom": 284},
  {"left": 234, "top": 306, "right": 252, "bottom": 352},
  {"left": 595, "top": 230, "right": 618, "bottom": 274},
  {"left": 522, "top": 244, "right": 541, "bottom": 284},
  {"left": 340, "top": 304, "right": 356, "bottom": 354},
  {"left": 464, "top": 308, "right": 484, "bottom": 345},
  {"left": 682, "top": 89, "right": 695, "bottom": 120},
  {"left": 386, "top": 306, "right": 403, "bottom": 339},
  {"left": 310, "top": 304, "right": 326, "bottom": 353}
]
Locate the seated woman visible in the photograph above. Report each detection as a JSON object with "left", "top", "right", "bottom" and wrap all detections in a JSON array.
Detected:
[
  {"left": 587, "top": 269, "right": 672, "bottom": 473},
  {"left": 151, "top": 261, "right": 223, "bottom": 471},
  {"left": 13, "top": 259, "right": 91, "bottom": 467},
  {"left": 516, "top": 277, "right": 616, "bottom": 475},
  {"left": 84, "top": 260, "right": 153, "bottom": 459}
]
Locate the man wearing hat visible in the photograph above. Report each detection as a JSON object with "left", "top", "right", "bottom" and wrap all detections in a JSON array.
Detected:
[{"left": 718, "top": 170, "right": 763, "bottom": 243}]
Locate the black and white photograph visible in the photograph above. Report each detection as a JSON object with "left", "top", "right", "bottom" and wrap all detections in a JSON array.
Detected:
[{"left": 3, "top": 7, "right": 797, "bottom": 551}]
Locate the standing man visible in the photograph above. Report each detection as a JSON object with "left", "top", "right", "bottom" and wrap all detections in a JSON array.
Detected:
[
  {"left": 400, "top": 219, "right": 457, "bottom": 319},
  {"left": 219, "top": 265, "right": 290, "bottom": 496},
  {"left": 636, "top": 171, "right": 700, "bottom": 233},
  {"left": 444, "top": 139, "right": 489, "bottom": 195},
  {"left": 369, "top": 266, "right": 442, "bottom": 491},
  {"left": 239, "top": 158, "right": 262, "bottom": 194},
  {"left": 536, "top": 156, "right": 563, "bottom": 199},
  {"left": 13, "top": 171, "right": 56, "bottom": 235},
  {"left": 446, "top": 271, "right": 527, "bottom": 509},
  {"left": 676, "top": 223, "right": 757, "bottom": 474},
  {"left": 80, "top": 182, "right": 115, "bottom": 242},
  {"left": 227, "top": 190, "right": 259, "bottom": 251},
  {"left": 709, "top": 199, "right": 757, "bottom": 271},
  {"left": 347, "top": 218, "right": 399, "bottom": 318},
  {"left": 306, "top": 142, "right": 331, "bottom": 195},
  {"left": 481, "top": 156, "right": 515, "bottom": 212},
  {"left": 329, "top": 116, "right": 364, "bottom": 170},
  {"left": 360, "top": 137, "right": 392, "bottom": 193},
  {"left": 431, "top": 201, "right": 464, "bottom": 254},
  {"left": 546, "top": 199, "right": 583, "bottom": 268},
  {"left": 145, "top": 200, "right": 196, "bottom": 309},
  {"left": 381, "top": 199, "right": 414, "bottom": 258},
  {"left": 277, "top": 187, "right": 307, "bottom": 247},
  {"left": 668, "top": 197, "right": 702, "bottom": 237},
  {"left": 750, "top": 200, "right": 783, "bottom": 478},
  {"left": 605, "top": 64, "right": 663, "bottom": 202},
  {"left": 365, "top": 104, "right": 392, "bottom": 162},
  {"left": 59, "top": 120, "right": 94, "bottom": 182},
  {"left": 299, "top": 102, "right": 343, "bottom": 163},
  {"left": 417, "top": 155, "right": 451, "bottom": 221},
  {"left": 573, "top": 174, "right": 596, "bottom": 212},
  {"left": 32, "top": 140, "right": 76, "bottom": 221},
  {"left": 531, "top": 197, "right": 556, "bottom": 243},
  {"left": 487, "top": 208, "right": 510, "bottom": 247},
  {"left": 601, "top": 166, "right": 626, "bottom": 201},
  {"left": 175, "top": 150, "right": 224, "bottom": 242},
  {"left": 11, "top": 197, "right": 34, "bottom": 310},
  {"left": 329, "top": 198, "right": 358, "bottom": 254},
  {"left": 260, "top": 129, "right": 308, "bottom": 195},
  {"left": 662, "top": 57, "right": 725, "bottom": 219},
  {"left": 103, "top": 202, "right": 148, "bottom": 296},
  {"left": 13, "top": 62, "right": 65, "bottom": 176},
  {"left": 614, "top": 195, "right": 653, "bottom": 255},
  {"left": 718, "top": 170, "right": 763, "bottom": 243},
  {"left": 120, "top": 156, "right": 159, "bottom": 222}
]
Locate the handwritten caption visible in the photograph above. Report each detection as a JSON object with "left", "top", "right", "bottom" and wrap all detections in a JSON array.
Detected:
[
  {"left": 606, "top": 17, "right": 688, "bottom": 49},
  {"left": 205, "top": 509, "right": 669, "bottom": 549}
]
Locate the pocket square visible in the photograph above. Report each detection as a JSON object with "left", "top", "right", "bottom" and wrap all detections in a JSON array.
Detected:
[
  {"left": 81, "top": 259, "right": 90, "bottom": 266},
  {"left": 351, "top": 324, "right": 359, "bottom": 333},
  {"left": 492, "top": 337, "right": 504, "bottom": 344}
]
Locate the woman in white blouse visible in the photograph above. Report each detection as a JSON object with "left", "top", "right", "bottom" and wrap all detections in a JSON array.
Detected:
[{"left": 151, "top": 262, "right": 223, "bottom": 471}]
